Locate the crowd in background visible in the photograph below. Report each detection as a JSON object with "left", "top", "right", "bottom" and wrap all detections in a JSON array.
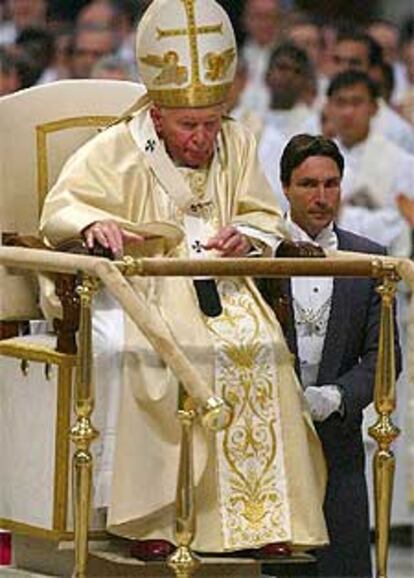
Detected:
[{"left": 1, "top": 0, "right": 414, "bottom": 253}]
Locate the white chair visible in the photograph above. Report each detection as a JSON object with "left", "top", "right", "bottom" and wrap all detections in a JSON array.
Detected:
[{"left": 0, "top": 79, "right": 145, "bottom": 541}]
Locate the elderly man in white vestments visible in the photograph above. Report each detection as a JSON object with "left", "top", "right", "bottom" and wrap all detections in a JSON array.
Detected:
[{"left": 40, "top": 0, "right": 328, "bottom": 560}]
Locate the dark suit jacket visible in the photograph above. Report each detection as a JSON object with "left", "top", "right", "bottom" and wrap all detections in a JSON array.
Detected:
[{"left": 259, "top": 227, "right": 402, "bottom": 578}]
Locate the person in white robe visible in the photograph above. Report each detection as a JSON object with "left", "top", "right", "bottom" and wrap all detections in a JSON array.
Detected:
[
  {"left": 258, "top": 123, "right": 287, "bottom": 211},
  {"left": 301, "top": 30, "right": 414, "bottom": 156},
  {"left": 39, "top": 0, "right": 328, "bottom": 556},
  {"left": 327, "top": 70, "right": 414, "bottom": 256},
  {"left": 238, "top": 0, "right": 282, "bottom": 117},
  {"left": 263, "top": 43, "right": 313, "bottom": 140},
  {"left": 258, "top": 43, "right": 314, "bottom": 212}
]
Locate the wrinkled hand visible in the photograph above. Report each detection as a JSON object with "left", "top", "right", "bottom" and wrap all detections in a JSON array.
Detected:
[
  {"left": 397, "top": 193, "right": 414, "bottom": 227},
  {"left": 83, "top": 220, "right": 144, "bottom": 259},
  {"left": 276, "top": 240, "right": 325, "bottom": 258},
  {"left": 204, "top": 226, "right": 252, "bottom": 257},
  {"left": 304, "top": 385, "right": 343, "bottom": 422}
]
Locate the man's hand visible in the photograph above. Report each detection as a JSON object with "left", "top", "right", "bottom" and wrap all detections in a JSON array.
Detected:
[
  {"left": 276, "top": 240, "right": 325, "bottom": 258},
  {"left": 304, "top": 385, "right": 343, "bottom": 422},
  {"left": 83, "top": 220, "right": 144, "bottom": 259},
  {"left": 204, "top": 226, "right": 252, "bottom": 257}
]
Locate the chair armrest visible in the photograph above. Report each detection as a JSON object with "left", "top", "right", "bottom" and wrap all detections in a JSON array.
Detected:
[
  {"left": 52, "top": 238, "right": 114, "bottom": 354},
  {"left": 2, "top": 233, "right": 49, "bottom": 250}
]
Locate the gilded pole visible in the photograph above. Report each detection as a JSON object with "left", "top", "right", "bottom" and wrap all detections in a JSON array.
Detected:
[
  {"left": 167, "top": 389, "right": 201, "bottom": 578},
  {"left": 70, "top": 275, "right": 99, "bottom": 578},
  {"left": 368, "top": 270, "right": 400, "bottom": 578}
]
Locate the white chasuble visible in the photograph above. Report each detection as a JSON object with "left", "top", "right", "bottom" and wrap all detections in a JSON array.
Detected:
[{"left": 40, "top": 104, "right": 328, "bottom": 552}]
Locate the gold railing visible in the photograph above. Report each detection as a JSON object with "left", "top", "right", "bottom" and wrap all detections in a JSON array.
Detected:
[{"left": 0, "top": 247, "right": 403, "bottom": 578}]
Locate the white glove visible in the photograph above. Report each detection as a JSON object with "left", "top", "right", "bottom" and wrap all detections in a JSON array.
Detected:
[{"left": 304, "top": 385, "right": 343, "bottom": 422}]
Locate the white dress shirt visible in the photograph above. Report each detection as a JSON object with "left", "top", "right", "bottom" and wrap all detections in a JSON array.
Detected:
[{"left": 286, "top": 214, "right": 338, "bottom": 388}]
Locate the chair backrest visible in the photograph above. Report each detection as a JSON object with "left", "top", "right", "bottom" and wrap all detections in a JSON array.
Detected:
[{"left": 0, "top": 79, "right": 146, "bottom": 320}]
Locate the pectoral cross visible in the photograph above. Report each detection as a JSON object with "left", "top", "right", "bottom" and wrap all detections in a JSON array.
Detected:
[
  {"left": 145, "top": 139, "right": 156, "bottom": 153},
  {"left": 157, "top": 0, "right": 223, "bottom": 84},
  {"left": 191, "top": 240, "right": 203, "bottom": 254}
]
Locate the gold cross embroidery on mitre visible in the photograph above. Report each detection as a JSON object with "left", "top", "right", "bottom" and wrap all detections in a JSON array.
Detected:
[{"left": 156, "top": 0, "right": 223, "bottom": 85}]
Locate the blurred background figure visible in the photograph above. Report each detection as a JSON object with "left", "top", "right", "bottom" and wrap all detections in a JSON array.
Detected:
[
  {"left": 0, "top": 0, "right": 47, "bottom": 45},
  {"left": 395, "top": 17, "right": 414, "bottom": 125},
  {"left": 366, "top": 17, "right": 406, "bottom": 101},
  {"left": 239, "top": 0, "right": 283, "bottom": 116},
  {"left": 69, "top": 23, "right": 119, "bottom": 79},
  {"left": 77, "top": 0, "right": 117, "bottom": 27},
  {"left": 286, "top": 12, "right": 328, "bottom": 108},
  {"left": 303, "top": 29, "right": 414, "bottom": 154},
  {"left": 0, "top": 45, "right": 21, "bottom": 94},
  {"left": 327, "top": 70, "right": 414, "bottom": 255},
  {"left": 264, "top": 42, "right": 313, "bottom": 137},
  {"left": 91, "top": 53, "right": 134, "bottom": 81},
  {"left": 257, "top": 43, "right": 314, "bottom": 209},
  {"left": 14, "top": 25, "right": 55, "bottom": 84}
]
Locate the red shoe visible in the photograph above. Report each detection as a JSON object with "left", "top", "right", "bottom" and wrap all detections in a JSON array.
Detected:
[
  {"left": 130, "top": 539, "right": 176, "bottom": 562},
  {"left": 254, "top": 542, "right": 292, "bottom": 558},
  {"left": 0, "top": 531, "right": 12, "bottom": 566}
]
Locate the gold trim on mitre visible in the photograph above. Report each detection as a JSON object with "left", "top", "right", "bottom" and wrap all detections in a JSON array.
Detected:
[{"left": 136, "top": 0, "right": 237, "bottom": 108}]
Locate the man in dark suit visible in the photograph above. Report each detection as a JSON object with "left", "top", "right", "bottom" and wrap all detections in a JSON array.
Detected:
[{"left": 259, "top": 134, "right": 402, "bottom": 578}]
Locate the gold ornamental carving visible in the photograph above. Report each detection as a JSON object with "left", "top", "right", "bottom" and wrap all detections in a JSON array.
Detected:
[
  {"left": 139, "top": 51, "right": 188, "bottom": 86},
  {"left": 204, "top": 48, "right": 236, "bottom": 81}
]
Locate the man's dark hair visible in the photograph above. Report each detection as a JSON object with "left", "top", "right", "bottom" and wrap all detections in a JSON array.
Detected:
[
  {"left": 336, "top": 30, "right": 384, "bottom": 67},
  {"left": 268, "top": 42, "right": 312, "bottom": 77},
  {"left": 0, "top": 46, "right": 40, "bottom": 90},
  {"left": 16, "top": 26, "right": 56, "bottom": 68},
  {"left": 280, "top": 134, "right": 344, "bottom": 186},
  {"left": 327, "top": 69, "right": 379, "bottom": 101}
]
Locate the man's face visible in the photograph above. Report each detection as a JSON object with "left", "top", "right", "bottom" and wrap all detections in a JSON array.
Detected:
[
  {"left": 266, "top": 55, "right": 305, "bottom": 108},
  {"left": 8, "top": 0, "right": 45, "bottom": 29},
  {"left": 72, "top": 29, "right": 115, "bottom": 78},
  {"left": 244, "top": 0, "right": 279, "bottom": 47},
  {"left": 332, "top": 40, "right": 370, "bottom": 75},
  {"left": 77, "top": 1, "right": 116, "bottom": 28},
  {"left": 284, "top": 156, "right": 341, "bottom": 238},
  {"left": 328, "top": 83, "right": 377, "bottom": 147},
  {"left": 151, "top": 105, "right": 224, "bottom": 168}
]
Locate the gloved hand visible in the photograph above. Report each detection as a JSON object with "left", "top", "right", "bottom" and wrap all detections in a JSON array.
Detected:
[{"left": 304, "top": 385, "right": 343, "bottom": 422}]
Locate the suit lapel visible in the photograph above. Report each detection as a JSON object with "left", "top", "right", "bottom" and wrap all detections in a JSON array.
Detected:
[{"left": 317, "top": 277, "right": 352, "bottom": 383}]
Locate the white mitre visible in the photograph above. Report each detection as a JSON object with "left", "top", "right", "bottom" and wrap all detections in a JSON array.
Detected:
[{"left": 136, "top": 0, "right": 237, "bottom": 108}]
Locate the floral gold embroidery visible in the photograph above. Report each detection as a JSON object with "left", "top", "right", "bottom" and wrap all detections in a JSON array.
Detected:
[{"left": 207, "top": 280, "right": 291, "bottom": 548}]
